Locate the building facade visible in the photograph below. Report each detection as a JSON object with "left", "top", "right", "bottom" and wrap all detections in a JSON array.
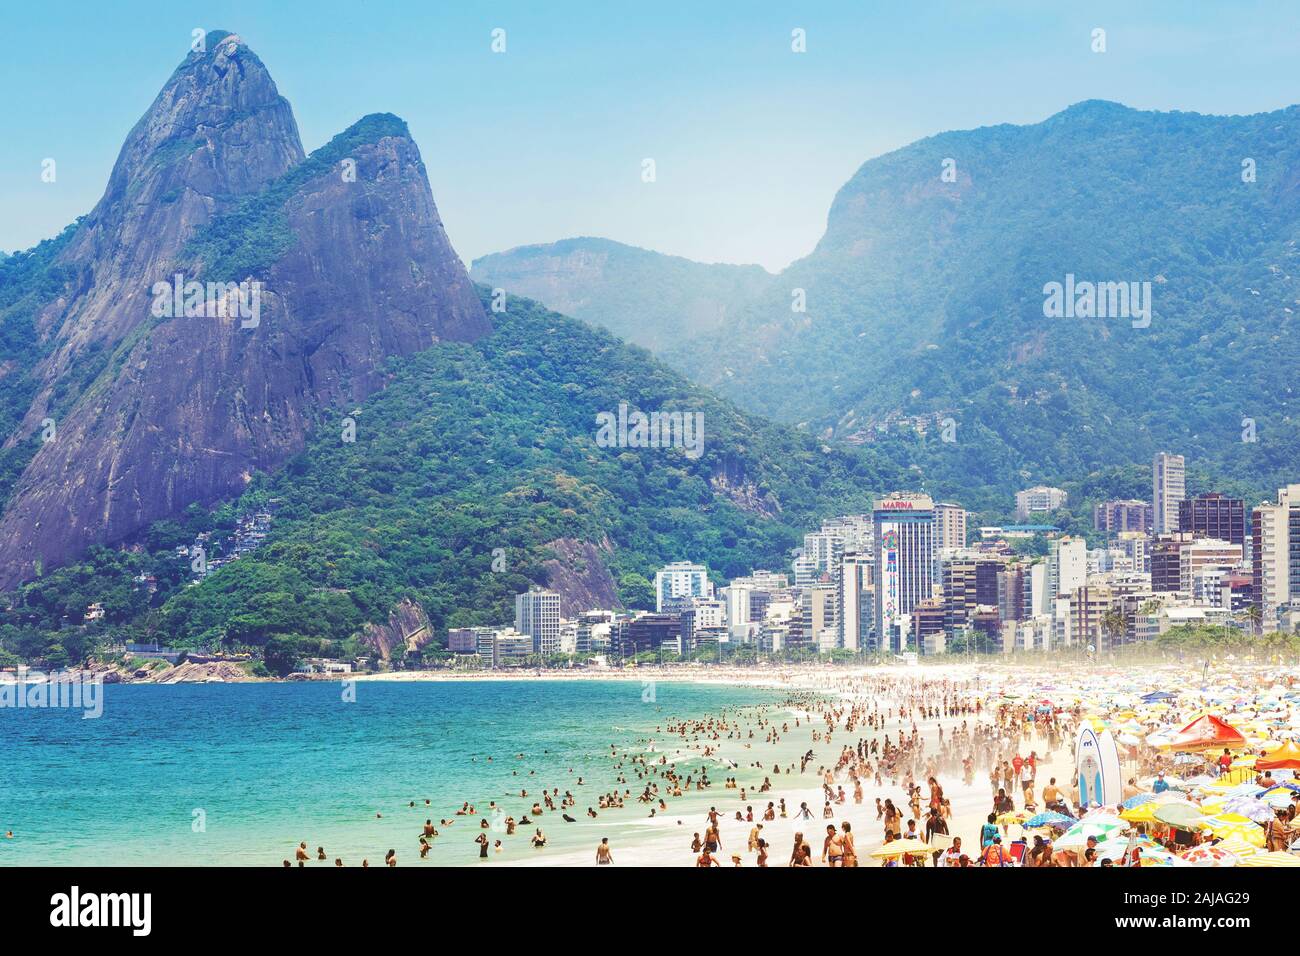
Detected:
[
  {"left": 873, "top": 493, "right": 935, "bottom": 653},
  {"left": 1153, "top": 452, "right": 1186, "bottom": 534}
]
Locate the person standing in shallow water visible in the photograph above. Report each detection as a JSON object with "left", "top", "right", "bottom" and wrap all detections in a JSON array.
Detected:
[
  {"left": 596, "top": 837, "right": 613, "bottom": 864},
  {"left": 475, "top": 832, "right": 489, "bottom": 859}
]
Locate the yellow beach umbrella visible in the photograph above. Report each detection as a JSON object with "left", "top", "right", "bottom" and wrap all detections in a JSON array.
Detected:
[
  {"left": 869, "top": 838, "right": 931, "bottom": 859},
  {"left": 1237, "top": 851, "right": 1300, "bottom": 867},
  {"left": 1121, "top": 804, "right": 1160, "bottom": 824},
  {"left": 1215, "top": 834, "right": 1262, "bottom": 859},
  {"left": 1204, "top": 825, "right": 1266, "bottom": 848}
]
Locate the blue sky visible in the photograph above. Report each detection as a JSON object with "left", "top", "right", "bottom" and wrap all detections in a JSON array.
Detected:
[{"left": 2, "top": 1, "right": 1299, "bottom": 271}]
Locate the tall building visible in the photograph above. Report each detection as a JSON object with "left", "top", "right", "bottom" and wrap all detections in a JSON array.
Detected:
[
  {"left": 1149, "top": 534, "right": 1192, "bottom": 593},
  {"left": 802, "top": 530, "right": 845, "bottom": 577},
  {"left": 801, "top": 586, "right": 839, "bottom": 651},
  {"left": 1252, "top": 485, "right": 1300, "bottom": 632},
  {"left": 1093, "top": 499, "right": 1152, "bottom": 534},
  {"left": 820, "top": 514, "right": 874, "bottom": 555},
  {"left": 1015, "top": 486, "right": 1068, "bottom": 521},
  {"left": 515, "top": 589, "right": 561, "bottom": 655},
  {"left": 1070, "top": 585, "right": 1116, "bottom": 648},
  {"left": 654, "top": 561, "right": 713, "bottom": 612},
  {"left": 1178, "top": 538, "right": 1242, "bottom": 593},
  {"left": 1153, "top": 452, "right": 1186, "bottom": 534},
  {"left": 791, "top": 554, "right": 821, "bottom": 588},
  {"left": 722, "top": 584, "right": 753, "bottom": 643},
  {"left": 941, "top": 558, "right": 979, "bottom": 636},
  {"left": 873, "top": 493, "right": 935, "bottom": 653},
  {"left": 838, "top": 552, "right": 873, "bottom": 652},
  {"left": 934, "top": 502, "right": 968, "bottom": 551},
  {"left": 575, "top": 610, "right": 615, "bottom": 656},
  {"left": 613, "top": 613, "right": 683, "bottom": 656},
  {"left": 1179, "top": 492, "right": 1246, "bottom": 546},
  {"left": 1048, "top": 537, "right": 1087, "bottom": 600},
  {"left": 681, "top": 598, "right": 727, "bottom": 652}
]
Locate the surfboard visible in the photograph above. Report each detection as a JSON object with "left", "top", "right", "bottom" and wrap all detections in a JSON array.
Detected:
[{"left": 1075, "top": 725, "right": 1122, "bottom": 808}]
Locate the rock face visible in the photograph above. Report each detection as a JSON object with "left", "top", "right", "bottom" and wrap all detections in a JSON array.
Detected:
[
  {"left": 540, "top": 537, "right": 621, "bottom": 617},
  {"left": 0, "top": 32, "right": 488, "bottom": 588},
  {"left": 360, "top": 598, "right": 434, "bottom": 661}
]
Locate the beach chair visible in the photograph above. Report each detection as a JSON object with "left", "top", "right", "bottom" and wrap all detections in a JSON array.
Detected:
[{"left": 1007, "top": 842, "right": 1028, "bottom": 866}]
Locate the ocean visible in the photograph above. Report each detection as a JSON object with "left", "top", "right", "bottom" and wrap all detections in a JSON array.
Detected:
[{"left": 0, "top": 678, "right": 789, "bottom": 866}]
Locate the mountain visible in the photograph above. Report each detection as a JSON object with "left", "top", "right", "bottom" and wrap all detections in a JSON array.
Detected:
[
  {"left": 473, "top": 101, "right": 1300, "bottom": 510},
  {"left": 0, "top": 291, "right": 908, "bottom": 671},
  {"left": 471, "top": 238, "right": 772, "bottom": 368},
  {"left": 0, "top": 31, "right": 488, "bottom": 588},
  {"left": 0, "top": 33, "right": 910, "bottom": 669}
]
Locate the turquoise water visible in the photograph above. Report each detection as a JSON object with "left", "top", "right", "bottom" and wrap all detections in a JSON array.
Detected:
[{"left": 0, "top": 679, "right": 783, "bottom": 866}]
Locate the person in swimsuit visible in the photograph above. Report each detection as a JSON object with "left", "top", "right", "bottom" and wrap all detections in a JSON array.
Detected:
[
  {"left": 822, "top": 824, "right": 843, "bottom": 866},
  {"left": 596, "top": 837, "right": 613, "bottom": 864}
]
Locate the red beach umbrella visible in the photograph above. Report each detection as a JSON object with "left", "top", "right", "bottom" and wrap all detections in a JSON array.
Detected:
[{"left": 1163, "top": 714, "right": 1247, "bottom": 752}]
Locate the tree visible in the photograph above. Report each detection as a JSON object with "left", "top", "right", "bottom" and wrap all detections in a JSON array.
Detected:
[{"left": 618, "top": 573, "right": 655, "bottom": 610}]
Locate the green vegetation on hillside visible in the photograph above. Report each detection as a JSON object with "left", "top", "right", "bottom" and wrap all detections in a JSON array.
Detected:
[{"left": 0, "top": 291, "right": 905, "bottom": 671}]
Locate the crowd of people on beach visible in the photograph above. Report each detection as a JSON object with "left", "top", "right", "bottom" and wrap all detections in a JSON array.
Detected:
[{"left": 281, "top": 665, "right": 1300, "bottom": 867}]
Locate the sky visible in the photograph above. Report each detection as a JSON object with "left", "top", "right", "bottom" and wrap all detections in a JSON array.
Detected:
[{"left": 2, "top": 1, "right": 1299, "bottom": 272}]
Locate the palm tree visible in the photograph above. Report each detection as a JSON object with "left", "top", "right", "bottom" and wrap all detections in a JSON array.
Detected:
[{"left": 1101, "top": 607, "right": 1127, "bottom": 651}]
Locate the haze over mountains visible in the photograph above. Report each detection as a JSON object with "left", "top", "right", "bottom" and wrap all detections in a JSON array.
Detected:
[{"left": 475, "top": 100, "right": 1300, "bottom": 508}]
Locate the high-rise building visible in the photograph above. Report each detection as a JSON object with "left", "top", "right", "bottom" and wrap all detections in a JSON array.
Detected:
[
  {"left": 1149, "top": 534, "right": 1191, "bottom": 593},
  {"left": 1014, "top": 486, "right": 1068, "bottom": 521},
  {"left": 1048, "top": 537, "right": 1087, "bottom": 600},
  {"left": 819, "top": 515, "right": 874, "bottom": 555},
  {"left": 722, "top": 584, "right": 753, "bottom": 643},
  {"left": 1178, "top": 538, "right": 1242, "bottom": 593},
  {"left": 1252, "top": 485, "right": 1300, "bottom": 632},
  {"left": 941, "top": 558, "right": 979, "bottom": 636},
  {"left": 1179, "top": 492, "right": 1246, "bottom": 546},
  {"left": 838, "top": 552, "right": 873, "bottom": 652},
  {"left": 801, "top": 586, "right": 838, "bottom": 651},
  {"left": 654, "top": 561, "right": 713, "bottom": 612},
  {"left": 791, "top": 554, "right": 820, "bottom": 588},
  {"left": 1093, "top": 499, "right": 1153, "bottom": 534},
  {"left": 681, "top": 598, "right": 726, "bottom": 652},
  {"left": 613, "top": 613, "right": 683, "bottom": 656},
  {"left": 575, "top": 610, "right": 615, "bottom": 656},
  {"left": 802, "top": 530, "right": 845, "bottom": 577},
  {"left": 515, "top": 589, "right": 561, "bottom": 655},
  {"left": 873, "top": 493, "right": 935, "bottom": 653},
  {"left": 1070, "top": 585, "right": 1116, "bottom": 648},
  {"left": 934, "top": 503, "right": 968, "bottom": 552},
  {"left": 1153, "top": 452, "right": 1186, "bottom": 534}
]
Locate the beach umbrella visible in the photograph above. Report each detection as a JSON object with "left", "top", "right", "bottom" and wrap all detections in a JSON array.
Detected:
[
  {"left": 1180, "top": 844, "right": 1240, "bottom": 867},
  {"left": 869, "top": 838, "right": 931, "bottom": 859},
  {"left": 1258, "top": 739, "right": 1300, "bottom": 771},
  {"left": 1236, "top": 851, "right": 1300, "bottom": 867},
  {"left": 1121, "top": 793, "right": 1156, "bottom": 809},
  {"left": 1163, "top": 714, "right": 1248, "bottom": 752},
  {"left": 997, "top": 810, "right": 1031, "bottom": 825},
  {"left": 1215, "top": 834, "right": 1262, "bottom": 859},
  {"left": 1024, "top": 811, "right": 1074, "bottom": 828},
  {"left": 1055, "top": 820, "right": 1125, "bottom": 850},
  {"left": 1120, "top": 803, "right": 1161, "bottom": 825},
  {"left": 1154, "top": 803, "right": 1205, "bottom": 830},
  {"left": 1223, "top": 797, "right": 1275, "bottom": 824},
  {"left": 1200, "top": 820, "right": 1266, "bottom": 847}
]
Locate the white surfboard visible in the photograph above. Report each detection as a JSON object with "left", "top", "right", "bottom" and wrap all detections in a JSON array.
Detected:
[{"left": 1076, "top": 726, "right": 1122, "bottom": 808}]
